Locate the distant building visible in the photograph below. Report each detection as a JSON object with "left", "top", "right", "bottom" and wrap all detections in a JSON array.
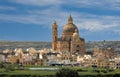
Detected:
[{"left": 52, "top": 15, "right": 85, "bottom": 55}]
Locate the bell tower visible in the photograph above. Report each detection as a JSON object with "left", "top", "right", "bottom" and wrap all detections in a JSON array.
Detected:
[{"left": 52, "top": 21, "right": 58, "bottom": 51}]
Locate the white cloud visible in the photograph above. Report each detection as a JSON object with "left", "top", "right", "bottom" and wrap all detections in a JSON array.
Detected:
[
  {"left": 0, "top": 6, "right": 16, "bottom": 10},
  {"left": 0, "top": 5, "right": 120, "bottom": 31},
  {"left": 0, "top": 14, "right": 45, "bottom": 25},
  {"left": 1, "top": 0, "right": 120, "bottom": 33},
  {"left": 74, "top": 0, "right": 120, "bottom": 10},
  {"left": 0, "top": 0, "right": 119, "bottom": 41},
  {"left": 10, "top": 0, "right": 63, "bottom": 6},
  {"left": 10, "top": 0, "right": 120, "bottom": 10},
  {"left": 0, "top": 9, "right": 119, "bottom": 33},
  {"left": 113, "top": 30, "right": 120, "bottom": 35},
  {"left": 77, "top": 21, "right": 119, "bottom": 31}
]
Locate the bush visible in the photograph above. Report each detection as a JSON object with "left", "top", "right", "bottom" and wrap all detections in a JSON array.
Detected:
[
  {"left": 101, "top": 70, "right": 107, "bottom": 73},
  {"left": 4, "top": 64, "right": 15, "bottom": 72},
  {"left": 0, "top": 63, "right": 4, "bottom": 68},
  {"left": 55, "top": 68, "right": 78, "bottom": 77},
  {"left": 77, "top": 69, "right": 83, "bottom": 72}
]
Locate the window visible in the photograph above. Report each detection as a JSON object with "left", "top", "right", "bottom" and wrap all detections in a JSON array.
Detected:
[
  {"left": 76, "top": 50, "right": 79, "bottom": 52},
  {"left": 76, "top": 45, "right": 79, "bottom": 48}
]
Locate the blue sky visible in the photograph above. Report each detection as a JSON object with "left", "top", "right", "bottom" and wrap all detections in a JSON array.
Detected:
[{"left": 0, "top": 0, "right": 120, "bottom": 42}]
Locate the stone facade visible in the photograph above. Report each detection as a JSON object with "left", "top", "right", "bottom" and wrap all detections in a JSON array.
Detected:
[{"left": 52, "top": 15, "right": 85, "bottom": 55}]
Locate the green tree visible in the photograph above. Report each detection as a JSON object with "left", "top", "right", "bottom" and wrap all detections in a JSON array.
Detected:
[{"left": 55, "top": 68, "right": 78, "bottom": 77}]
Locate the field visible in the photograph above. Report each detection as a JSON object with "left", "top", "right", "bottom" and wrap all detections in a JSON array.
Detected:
[{"left": 0, "top": 66, "right": 120, "bottom": 77}]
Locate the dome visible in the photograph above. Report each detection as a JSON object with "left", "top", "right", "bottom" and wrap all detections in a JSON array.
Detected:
[
  {"left": 73, "top": 29, "right": 80, "bottom": 41},
  {"left": 62, "top": 15, "right": 78, "bottom": 36},
  {"left": 73, "top": 29, "right": 80, "bottom": 38},
  {"left": 62, "top": 23, "right": 78, "bottom": 34}
]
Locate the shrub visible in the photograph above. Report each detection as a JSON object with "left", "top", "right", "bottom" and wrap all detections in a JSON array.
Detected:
[
  {"left": 55, "top": 68, "right": 78, "bottom": 77},
  {"left": 4, "top": 64, "right": 15, "bottom": 72},
  {"left": 0, "top": 63, "right": 4, "bottom": 68}
]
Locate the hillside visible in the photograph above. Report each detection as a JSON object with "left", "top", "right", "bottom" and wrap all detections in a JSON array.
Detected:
[
  {"left": 0, "top": 41, "right": 119, "bottom": 52},
  {"left": 85, "top": 41, "right": 120, "bottom": 52},
  {"left": 0, "top": 41, "right": 51, "bottom": 51}
]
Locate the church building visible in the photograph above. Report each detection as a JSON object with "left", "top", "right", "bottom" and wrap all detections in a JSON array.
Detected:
[{"left": 52, "top": 15, "right": 85, "bottom": 55}]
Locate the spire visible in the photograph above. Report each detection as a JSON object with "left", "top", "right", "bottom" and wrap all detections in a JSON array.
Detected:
[
  {"left": 52, "top": 20, "right": 57, "bottom": 27},
  {"left": 68, "top": 15, "right": 73, "bottom": 24},
  {"left": 53, "top": 20, "right": 57, "bottom": 25}
]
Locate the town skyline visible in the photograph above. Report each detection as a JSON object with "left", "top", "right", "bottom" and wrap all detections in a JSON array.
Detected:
[{"left": 0, "top": 0, "right": 120, "bottom": 42}]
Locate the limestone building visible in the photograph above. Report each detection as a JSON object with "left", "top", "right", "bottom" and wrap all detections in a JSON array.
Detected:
[{"left": 52, "top": 15, "right": 85, "bottom": 55}]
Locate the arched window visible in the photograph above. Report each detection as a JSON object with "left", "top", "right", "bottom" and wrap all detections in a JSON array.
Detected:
[{"left": 55, "top": 36, "right": 57, "bottom": 40}]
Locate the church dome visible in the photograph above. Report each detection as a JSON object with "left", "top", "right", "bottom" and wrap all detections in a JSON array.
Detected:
[
  {"left": 73, "top": 29, "right": 80, "bottom": 38},
  {"left": 62, "top": 15, "right": 78, "bottom": 36}
]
